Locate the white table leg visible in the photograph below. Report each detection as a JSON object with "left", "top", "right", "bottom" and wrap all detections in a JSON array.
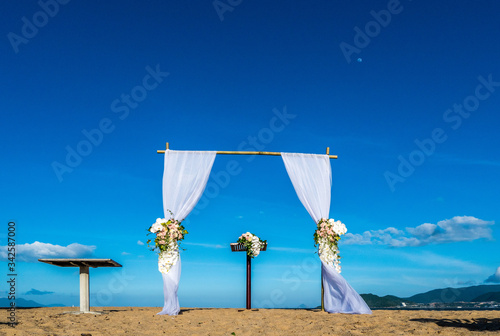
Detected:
[{"left": 79, "top": 266, "right": 90, "bottom": 312}]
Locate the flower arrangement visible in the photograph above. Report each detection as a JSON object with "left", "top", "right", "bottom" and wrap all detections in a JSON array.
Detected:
[
  {"left": 237, "top": 232, "right": 266, "bottom": 258},
  {"left": 314, "top": 218, "right": 347, "bottom": 273},
  {"left": 147, "top": 211, "right": 187, "bottom": 273}
]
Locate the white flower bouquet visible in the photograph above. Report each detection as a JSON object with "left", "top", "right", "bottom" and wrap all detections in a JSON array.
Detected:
[
  {"left": 314, "top": 218, "right": 347, "bottom": 273},
  {"left": 237, "top": 232, "right": 266, "bottom": 258},
  {"left": 147, "top": 211, "right": 187, "bottom": 273}
]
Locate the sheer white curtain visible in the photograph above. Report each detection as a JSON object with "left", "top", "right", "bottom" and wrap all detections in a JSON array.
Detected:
[
  {"left": 158, "top": 150, "right": 216, "bottom": 315},
  {"left": 282, "top": 152, "right": 371, "bottom": 314}
]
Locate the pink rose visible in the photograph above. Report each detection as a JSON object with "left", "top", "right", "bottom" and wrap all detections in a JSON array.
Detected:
[{"left": 158, "top": 240, "right": 166, "bottom": 245}]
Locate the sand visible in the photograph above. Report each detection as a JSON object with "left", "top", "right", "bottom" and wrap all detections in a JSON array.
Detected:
[{"left": 1, "top": 307, "right": 499, "bottom": 336}]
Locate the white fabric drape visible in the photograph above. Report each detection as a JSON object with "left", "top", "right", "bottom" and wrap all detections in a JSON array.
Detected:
[
  {"left": 158, "top": 150, "right": 216, "bottom": 316},
  {"left": 162, "top": 150, "right": 217, "bottom": 221},
  {"left": 282, "top": 152, "right": 371, "bottom": 314},
  {"left": 282, "top": 153, "right": 332, "bottom": 222}
]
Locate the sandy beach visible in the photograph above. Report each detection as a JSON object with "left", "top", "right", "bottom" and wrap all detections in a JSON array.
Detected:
[{"left": 1, "top": 307, "right": 499, "bottom": 336}]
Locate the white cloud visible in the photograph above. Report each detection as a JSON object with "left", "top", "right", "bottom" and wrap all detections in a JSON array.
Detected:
[
  {"left": 343, "top": 216, "right": 493, "bottom": 247},
  {"left": 485, "top": 267, "right": 500, "bottom": 283},
  {"left": 0, "top": 241, "right": 96, "bottom": 262},
  {"left": 25, "top": 288, "right": 54, "bottom": 295},
  {"left": 121, "top": 252, "right": 131, "bottom": 256},
  {"left": 137, "top": 240, "right": 145, "bottom": 246}
]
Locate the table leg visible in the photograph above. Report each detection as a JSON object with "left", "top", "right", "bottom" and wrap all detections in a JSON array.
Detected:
[{"left": 79, "top": 266, "right": 90, "bottom": 312}]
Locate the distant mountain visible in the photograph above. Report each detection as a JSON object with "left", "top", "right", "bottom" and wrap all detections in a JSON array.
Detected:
[
  {"left": 0, "top": 297, "right": 44, "bottom": 308},
  {"left": 360, "top": 294, "right": 413, "bottom": 308},
  {"left": 406, "top": 285, "right": 500, "bottom": 304},
  {"left": 46, "top": 303, "right": 66, "bottom": 307},
  {"left": 472, "top": 292, "right": 500, "bottom": 302}
]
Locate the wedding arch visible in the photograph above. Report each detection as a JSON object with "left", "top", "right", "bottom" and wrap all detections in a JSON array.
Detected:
[{"left": 155, "top": 142, "right": 371, "bottom": 316}]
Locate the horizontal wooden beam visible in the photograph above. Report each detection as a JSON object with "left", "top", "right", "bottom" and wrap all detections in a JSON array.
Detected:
[
  {"left": 157, "top": 149, "right": 337, "bottom": 159},
  {"left": 157, "top": 143, "right": 338, "bottom": 159}
]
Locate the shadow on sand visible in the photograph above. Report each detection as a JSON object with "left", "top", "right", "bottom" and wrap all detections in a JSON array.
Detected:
[{"left": 411, "top": 318, "right": 500, "bottom": 332}]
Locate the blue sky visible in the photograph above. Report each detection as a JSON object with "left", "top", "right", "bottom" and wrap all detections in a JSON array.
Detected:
[{"left": 1, "top": 0, "right": 500, "bottom": 309}]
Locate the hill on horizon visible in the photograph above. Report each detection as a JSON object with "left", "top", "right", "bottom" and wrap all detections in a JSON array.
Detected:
[
  {"left": 405, "top": 284, "right": 500, "bottom": 304},
  {"left": 360, "top": 294, "right": 413, "bottom": 308},
  {"left": 3, "top": 284, "right": 500, "bottom": 309},
  {"left": 0, "top": 297, "right": 44, "bottom": 308},
  {"left": 472, "top": 292, "right": 500, "bottom": 302}
]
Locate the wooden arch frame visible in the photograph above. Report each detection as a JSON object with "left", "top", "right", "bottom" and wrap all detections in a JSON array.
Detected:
[{"left": 157, "top": 142, "right": 338, "bottom": 310}]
